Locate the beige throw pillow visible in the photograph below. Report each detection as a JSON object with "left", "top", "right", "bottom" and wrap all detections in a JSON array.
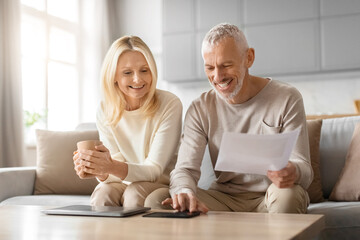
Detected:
[
  {"left": 306, "top": 119, "right": 325, "bottom": 203},
  {"left": 329, "top": 123, "right": 360, "bottom": 201},
  {"left": 34, "top": 129, "right": 99, "bottom": 195}
]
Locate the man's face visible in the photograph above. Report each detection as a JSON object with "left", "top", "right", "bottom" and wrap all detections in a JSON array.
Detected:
[{"left": 203, "top": 37, "right": 247, "bottom": 102}]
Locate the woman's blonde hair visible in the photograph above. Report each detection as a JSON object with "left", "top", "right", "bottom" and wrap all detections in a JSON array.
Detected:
[{"left": 100, "top": 35, "right": 159, "bottom": 126}]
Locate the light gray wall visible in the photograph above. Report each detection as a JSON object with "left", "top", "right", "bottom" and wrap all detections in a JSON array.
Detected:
[{"left": 116, "top": 0, "right": 162, "bottom": 53}]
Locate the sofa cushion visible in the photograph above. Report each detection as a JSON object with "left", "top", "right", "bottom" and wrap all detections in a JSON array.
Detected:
[
  {"left": 308, "top": 201, "right": 360, "bottom": 228},
  {"left": 308, "top": 201, "right": 360, "bottom": 240},
  {"left": 306, "top": 119, "right": 324, "bottom": 203},
  {"left": 34, "top": 129, "right": 99, "bottom": 195},
  {"left": 329, "top": 123, "right": 360, "bottom": 201},
  {"left": 319, "top": 116, "right": 360, "bottom": 198}
]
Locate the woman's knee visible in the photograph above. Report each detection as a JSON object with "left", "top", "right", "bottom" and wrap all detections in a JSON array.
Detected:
[
  {"left": 144, "top": 188, "right": 172, "bottom": 209},
  {"left": 144, "top": 188, "right": 171, "bottom": 209},
  {"left": 122, "top": 182, "right": 147, "bottom": 207},
  {"left": 90, "top": 182, "right": 125, "bottom": 206}
]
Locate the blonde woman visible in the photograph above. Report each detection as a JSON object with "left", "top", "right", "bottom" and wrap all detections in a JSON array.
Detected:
[{"left": 73, "top": 36, "right": 182, "bottom": 207}]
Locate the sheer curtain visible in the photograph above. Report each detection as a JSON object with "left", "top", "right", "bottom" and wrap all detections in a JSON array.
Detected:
[
  {"left": 0, "top": 0, "right": 24, "bottom": 167},
  {"left": 0, "top": 0, "right": 118, "bottom": 167},
  {"left": 79, "top": 0, "right": 118, "bottom": 122}
]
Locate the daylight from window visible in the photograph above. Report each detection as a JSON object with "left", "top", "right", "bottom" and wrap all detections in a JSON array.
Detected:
[{"left": 21, "top": 0, "right": 79, "bottom": 143}]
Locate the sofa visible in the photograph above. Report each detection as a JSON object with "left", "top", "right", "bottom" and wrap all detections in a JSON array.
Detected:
[{"left": 1, "top": 116, "right": 360, "bottom": 240}]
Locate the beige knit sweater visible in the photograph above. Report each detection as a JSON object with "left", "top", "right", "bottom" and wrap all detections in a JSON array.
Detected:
[
  {"left": 170, "top": 79, "right": 313, "bottom": 196},
  {"left": 96, "top": 89, "right": 183, "bottom": 184}
]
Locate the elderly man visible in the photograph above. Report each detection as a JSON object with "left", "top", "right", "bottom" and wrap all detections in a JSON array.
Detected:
[{"left": 147, "top": 23, "right": 313, "bottom": 214}]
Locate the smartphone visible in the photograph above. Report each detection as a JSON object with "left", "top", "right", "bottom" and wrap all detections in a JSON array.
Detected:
[{"left": 142, "top": 211, "right": 201, "bottom": 218}]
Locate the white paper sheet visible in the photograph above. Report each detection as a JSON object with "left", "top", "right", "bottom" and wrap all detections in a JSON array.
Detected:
[{"left": 214, "top": 128, "right": 300, "bottom": 175}]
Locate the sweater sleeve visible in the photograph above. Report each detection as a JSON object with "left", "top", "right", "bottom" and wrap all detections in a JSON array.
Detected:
[
  {"left": 95, "top": 105, "right": 126, "bottom": 183},
  {"left": 123, "top": 97, "right": 183, "bottom": 183},
  {"left": 281, "top": 91, "right": 313, "bottom": 190},
  {"left": 169, "top": 101, "right": 208, "bottom": 196}
]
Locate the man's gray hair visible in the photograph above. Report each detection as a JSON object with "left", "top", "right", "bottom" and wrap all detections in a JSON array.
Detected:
[{"left": 202, "top": 23, "right": 249, "bottom": 54}]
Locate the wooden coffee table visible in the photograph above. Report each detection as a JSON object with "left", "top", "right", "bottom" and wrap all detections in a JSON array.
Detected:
[{"left": 0, "top": 205, "right": 324, "bottom": 240}]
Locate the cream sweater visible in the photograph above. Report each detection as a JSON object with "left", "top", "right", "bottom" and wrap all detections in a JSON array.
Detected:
[
  {"left": 170, "top": 80, "right": 313, "bottom": 196},
  {"left": 96, "top": 89, "right": 182, "bottom": 184}
]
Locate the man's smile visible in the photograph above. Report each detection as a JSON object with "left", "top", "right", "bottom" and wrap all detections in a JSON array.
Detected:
[{"left": 215, "top": 79, "right": 233, "bottom": 90}]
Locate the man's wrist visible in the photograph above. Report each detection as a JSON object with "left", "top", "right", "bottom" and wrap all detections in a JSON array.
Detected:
[{"left": 171, "top": 188, "right": 195, "bottom": 198}]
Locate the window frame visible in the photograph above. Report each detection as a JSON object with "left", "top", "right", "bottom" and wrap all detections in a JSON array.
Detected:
[{"left": 21, "top": 1, "right": 82, "bottom": 132}]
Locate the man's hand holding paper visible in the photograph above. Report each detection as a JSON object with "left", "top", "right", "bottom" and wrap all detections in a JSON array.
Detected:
[
  {"left": 214, "top": 128, "right": 301, "bottom": 184},
  {"left": 267, "top": 162, "right": 298, "bottom": 188}
]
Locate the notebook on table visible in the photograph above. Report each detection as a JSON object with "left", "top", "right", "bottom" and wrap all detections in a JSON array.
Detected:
[{"left": 42, "top": 205, "right": 150, "bottom": 217}]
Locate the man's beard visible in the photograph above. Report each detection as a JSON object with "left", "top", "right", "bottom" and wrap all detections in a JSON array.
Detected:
[{"left": 211, "top": 78, "right": 243, "bottom": 102}]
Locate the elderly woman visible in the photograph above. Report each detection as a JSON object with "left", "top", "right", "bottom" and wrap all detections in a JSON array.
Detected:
[{"left": 73, "top": 36, "right": 182, "bottom": 207}]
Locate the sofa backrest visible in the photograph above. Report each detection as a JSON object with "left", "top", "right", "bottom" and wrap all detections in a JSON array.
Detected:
[
  {"left": 319, "top": 116, "right": 360, "bottom": 198},
  {"left": 76, "top": 122, "right": 97, "bottom": 130}
]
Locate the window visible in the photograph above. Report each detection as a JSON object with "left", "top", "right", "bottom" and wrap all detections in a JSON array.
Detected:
[{"left": 21, "top": 0, "right": 80, "bottom": 143}]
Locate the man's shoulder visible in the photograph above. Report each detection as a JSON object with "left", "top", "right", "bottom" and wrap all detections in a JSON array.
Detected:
[
  {"left": 183, "top": 90, "right": 217, "bottom": 119},
  {"left": 268, "top": 79, "right": 302, "bottom": 99},
  {"left": 191, "top": 89, "right": 217, "bottom": 107}
]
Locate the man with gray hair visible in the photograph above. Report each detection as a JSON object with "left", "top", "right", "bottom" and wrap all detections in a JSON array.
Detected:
[{"left": 147, "top": 23, "right": 313, "bottom": 214}]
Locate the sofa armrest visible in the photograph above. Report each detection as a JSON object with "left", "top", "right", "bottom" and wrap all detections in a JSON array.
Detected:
[{"left": 0, "top": 167, "right": 36, "bottom": 202}]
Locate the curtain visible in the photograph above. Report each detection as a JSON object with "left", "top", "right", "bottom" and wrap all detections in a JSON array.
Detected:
[
  {"left": 0, "top": 0, "right": 24, "bottom": 167},
  {"left": 79, "top": 0, "right": 118, "bottom": 122},
  {"left": 0, "top": 0, "right": 118, "bottom": 167}
]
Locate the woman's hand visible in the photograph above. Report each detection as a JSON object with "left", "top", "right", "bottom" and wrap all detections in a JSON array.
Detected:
[
  {"left": 73, "top": 151, "right": 95, "bottom": 179},
  {"left": 76, "top": 144, "right": 113, "bottom": 181},
  {"left": 74, "top": 144, "right": 128, "bottom": 181}
]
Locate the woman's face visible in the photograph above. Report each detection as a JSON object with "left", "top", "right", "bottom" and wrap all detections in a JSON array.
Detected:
[{"left": 115, "top": 50, "right": 152, "bottom": 109}]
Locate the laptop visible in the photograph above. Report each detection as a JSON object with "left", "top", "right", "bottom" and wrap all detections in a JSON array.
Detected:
[{"left": 42, "top": 205, "right": 150, "bottom": 217}]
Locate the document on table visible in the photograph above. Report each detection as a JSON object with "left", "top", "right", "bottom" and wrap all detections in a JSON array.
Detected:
[{"left": 214, "top": 128, "right": 300, "bottom": 175}]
